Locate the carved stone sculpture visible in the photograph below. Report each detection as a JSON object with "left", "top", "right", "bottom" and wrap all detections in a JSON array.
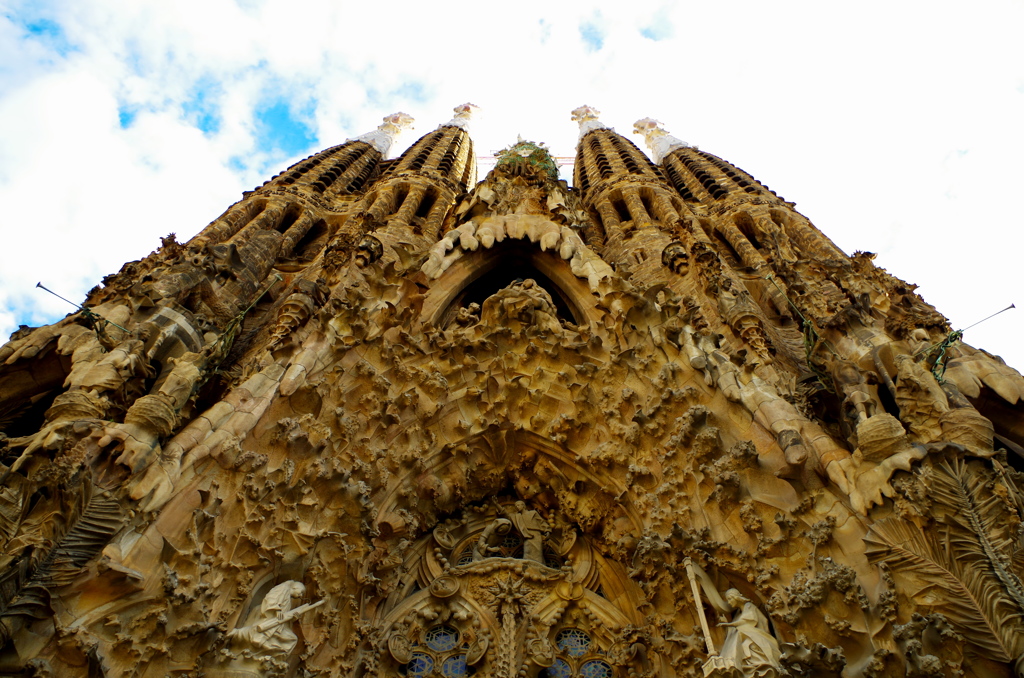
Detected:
[
  {"left": 228, "top": 581, "right": 315, "bottom": 657},
  {"left": 716, "top": 589, "right": 783, "bottom": 678},
  {"left": 2, "top": 106, "right": 1024, "bottom": 678},
  {"left": 501, "top": 500, "right": 550, "bottom": 563}
]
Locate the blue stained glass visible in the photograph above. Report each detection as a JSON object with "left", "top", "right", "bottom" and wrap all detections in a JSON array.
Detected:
[
  {"left": 580, "top": 660, "right": 612, "bottom": 678},
  {"left": 555, "top": 628, "right": 592, "bottom": 657},
  {"left": 425, "top": 625, "right": 460, "bottom": 652},
  {"left": 442, "top": 654, "right": 468, "bottom": 677},
  {"left": 546, "top": 658, "right": 573, "bottom": 678},
  {"left": 501, "top": 533, "right": 522, "bottom": 549},
  {"left": 408, "top": 653, "right": 434, "bottom": 677}
]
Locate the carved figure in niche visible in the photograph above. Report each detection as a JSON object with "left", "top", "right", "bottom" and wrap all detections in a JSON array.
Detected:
[
  {"left": 453, "top": 302, "right": 481, "bottom": 328},
  {"left": 228, "top": 581, "right": 322, "bottom": 657},
  {"left": 546, "top": 514, "right": 577, "bottom": 558},
  {"left": 354, "top": 234, "right": 384, "bottom": 267},
  {"left": 662, "top": 241, "right": 690, "bottom": 276},
  {"left": 718, "top": 589, "right": 782, "bottom": 678},
  {"left": 388, "top": 628, "right": 414, "bottom": 664},
  {"left": 501, "top": 500, "right": 551, "bottom": 563},
  {"left": 433, "top": 518, "right": 461, "bottom": 550},
  {"left": 472, "top": 517, "right": 513, "bottom": 561},
  {"left": 688, "top": 561, "right": 783, "bottom": 678},
  {"left": 831, "top": 359, "right": 879, "bottom": 427},
  {"left": 481, "top": 279, "right": 564, "bottom": 335}
]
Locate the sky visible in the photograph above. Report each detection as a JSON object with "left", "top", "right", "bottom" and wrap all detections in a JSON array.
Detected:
[{"left": 1, "top": 0, "right": 1023, "bottom": 369}]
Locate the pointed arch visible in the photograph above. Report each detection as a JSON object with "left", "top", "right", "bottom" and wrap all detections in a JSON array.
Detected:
[{"left": 421, "top": 241, "right": 601, "bottom": 329}]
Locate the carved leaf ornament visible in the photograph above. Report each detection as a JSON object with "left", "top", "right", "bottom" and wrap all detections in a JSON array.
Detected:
[{"left": 865, "top": 461, "right": 1024, "bottom": 662}]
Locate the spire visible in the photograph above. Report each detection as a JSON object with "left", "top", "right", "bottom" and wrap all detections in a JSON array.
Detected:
[
  {"left": 349, "top": 112, "right": 415, "bottom": 156},
  {"left": 571, "top": 105, "right": 609, "bottom": 139},
  {"left": 439, "top": 102, "right": 478, "bottom": 131},
  {"left": 633, "top": 117, "right": 692, "bottom": 164}
]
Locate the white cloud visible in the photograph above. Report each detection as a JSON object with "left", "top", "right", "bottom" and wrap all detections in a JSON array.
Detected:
[{"left": 2, "top": 0, "right": 1023, "bottom": 369}]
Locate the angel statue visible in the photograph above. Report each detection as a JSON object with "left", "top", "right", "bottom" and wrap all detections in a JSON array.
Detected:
[{"left": 684, "top": 559, "right": 782, "bottom": 678}]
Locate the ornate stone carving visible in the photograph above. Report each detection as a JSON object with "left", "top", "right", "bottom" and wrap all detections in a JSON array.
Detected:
[
  {"left": 227, "top": 581, "right": 320, "bottom": 657},
  {"left": 3, "top": 107, "right": 1024, "bottom": 678}
]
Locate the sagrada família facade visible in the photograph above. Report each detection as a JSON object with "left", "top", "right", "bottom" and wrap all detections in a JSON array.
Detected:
[{"left": 1, "top": 104, "right": 1023, "bottom": 678}]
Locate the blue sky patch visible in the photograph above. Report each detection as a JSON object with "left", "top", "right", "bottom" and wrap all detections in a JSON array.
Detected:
[
  {"left": 118, "top": 107, "right": 137, "bottom": 129},
  {"left": 366, "top": 79, "right": 434, "bottom": 111},
  {"left": 18, "top": 16, "right": 76, "bottom": 56},
  {"left": 392, "top": 80, "right": 430, "bottom": 105},
  {"left": 254, "top": 96, "right": 317, "bottom": 158},
  {"left": 182, "top": 80, "right": 221, "bottom": 135},
  {"left": 579, "top": 21, "right": 605, "bottom": 52},
  {"left": 640, "top": 9, "right": 673, "bottom": 41}
]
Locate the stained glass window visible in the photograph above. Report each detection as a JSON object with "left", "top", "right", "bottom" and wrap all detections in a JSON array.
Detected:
[
  {"left": 425, "top": 625, "right": 460, "bottom": 652},
  {"left": 546, "top": 658, "right": 573, "bottom": 678},
  {"left": 407, "top": 653, "right": 434, "bottom": 678},
  {"left": 499, "top": 532, "right": 524, "bottom": 558},
  {"left": 456, "top": 549, "right": 475, "bottom": 566},
  {"left": 555, "top": 628, "right": 592, "bottom": 657},
  {"left": 579, "top": 660, "right": 612, "bottom": 678},
  {"left": 442, "top": 654, "right": 468, "bottom": 677}
]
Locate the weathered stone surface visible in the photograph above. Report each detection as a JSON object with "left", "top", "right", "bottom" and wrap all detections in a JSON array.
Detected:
[{"left": 1, "top": 108, "right": 1023, "bottom": 678}]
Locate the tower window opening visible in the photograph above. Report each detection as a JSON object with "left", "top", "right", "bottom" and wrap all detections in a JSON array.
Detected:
[
  {"left": 416, "top": 191, "right": 437, "bottom": 219},
  {"left": 576, "top": 168, "right": 591, "bottom": 192},
  {"left": 713, "top": 231, "right": 743, "bottom": 267},
  {"left": 293, "top": 219, "right": 328, "bottom": 261},
  {"left": 615, "top": 146, "right": 642, "bottom": 175},
  {"left": 391, "top": 186, "right": 410, "bottom": 216},
  {"left": 613, "top": 199, "right": 631, "bottom": 223},
  {"left": 664, "top": 163, "right": 697, "bottom": 201},
  {"left": 275, "top": 205, "right": 301, "bottom": 234},
  {"left": 735, "top": 214, "right": 761, "bottom": 249},
  {"left": 640, "top": 193, "right": 654, "bottom": 221}
]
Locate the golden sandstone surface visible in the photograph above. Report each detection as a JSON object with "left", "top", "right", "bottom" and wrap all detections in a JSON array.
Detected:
[{"left": 1, "top": 105, "right": 1024, "bottom": 678}]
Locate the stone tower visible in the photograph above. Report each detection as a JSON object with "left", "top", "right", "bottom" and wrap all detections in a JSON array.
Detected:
[{"left": 2, "top": 104, "right": 1024, "bottom": 678}]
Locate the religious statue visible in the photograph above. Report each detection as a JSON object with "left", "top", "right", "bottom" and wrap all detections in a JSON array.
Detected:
[
  {"left": 501, "top": 500, "right": 551, "bottom": 563},
  {"left": 472, "top": 517, "right": 513, "bottom": 561},
  {"left": 684, "top": 559, "right": 783, "bottom": 678},
  {"left": 228, "top": 581, "right": 323, "bottom": 657},
  {"left": 662, "top": 241, "right": 690, "bottom": 276},
  {"left": 830, "top": 359, "right": 879, "bottom": 428}
]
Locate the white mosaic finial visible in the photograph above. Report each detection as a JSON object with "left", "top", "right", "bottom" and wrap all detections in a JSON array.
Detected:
[
  {"left": 350, "top": 112, "right": 415, "bottom": 156},
  {"left": 571, "top": 105, "right": 609, "bottom": 139},
  {"left": 632, "top": 118, "right": 692, "bottom": 163},
  {"left": 440, "top": 102, "right": 479, "bottom": 130}
]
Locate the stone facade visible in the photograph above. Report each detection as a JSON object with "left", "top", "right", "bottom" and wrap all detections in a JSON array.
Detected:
[{"left": 2, "top": 104, "right": 1024, "bottom": 678}]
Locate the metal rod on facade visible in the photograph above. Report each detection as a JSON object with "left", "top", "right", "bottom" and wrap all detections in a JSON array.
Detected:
[{"left": 36, "top": 282, "right": 130, "bottom": 333}]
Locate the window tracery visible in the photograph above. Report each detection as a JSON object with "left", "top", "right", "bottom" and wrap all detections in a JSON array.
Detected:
[
  {"left": 401, "top": 624, "right": 473, "bottom": 678},
  {"left": 371, "top": 475, "right": 649, "bottom": 677},
  {"left": 545, "top": 628, "right": 613, "bottom": 678}
]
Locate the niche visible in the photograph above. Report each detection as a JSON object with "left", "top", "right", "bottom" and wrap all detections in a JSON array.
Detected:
[{"left": 436, "top": 243, "right": 584, "bottom": 329}]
